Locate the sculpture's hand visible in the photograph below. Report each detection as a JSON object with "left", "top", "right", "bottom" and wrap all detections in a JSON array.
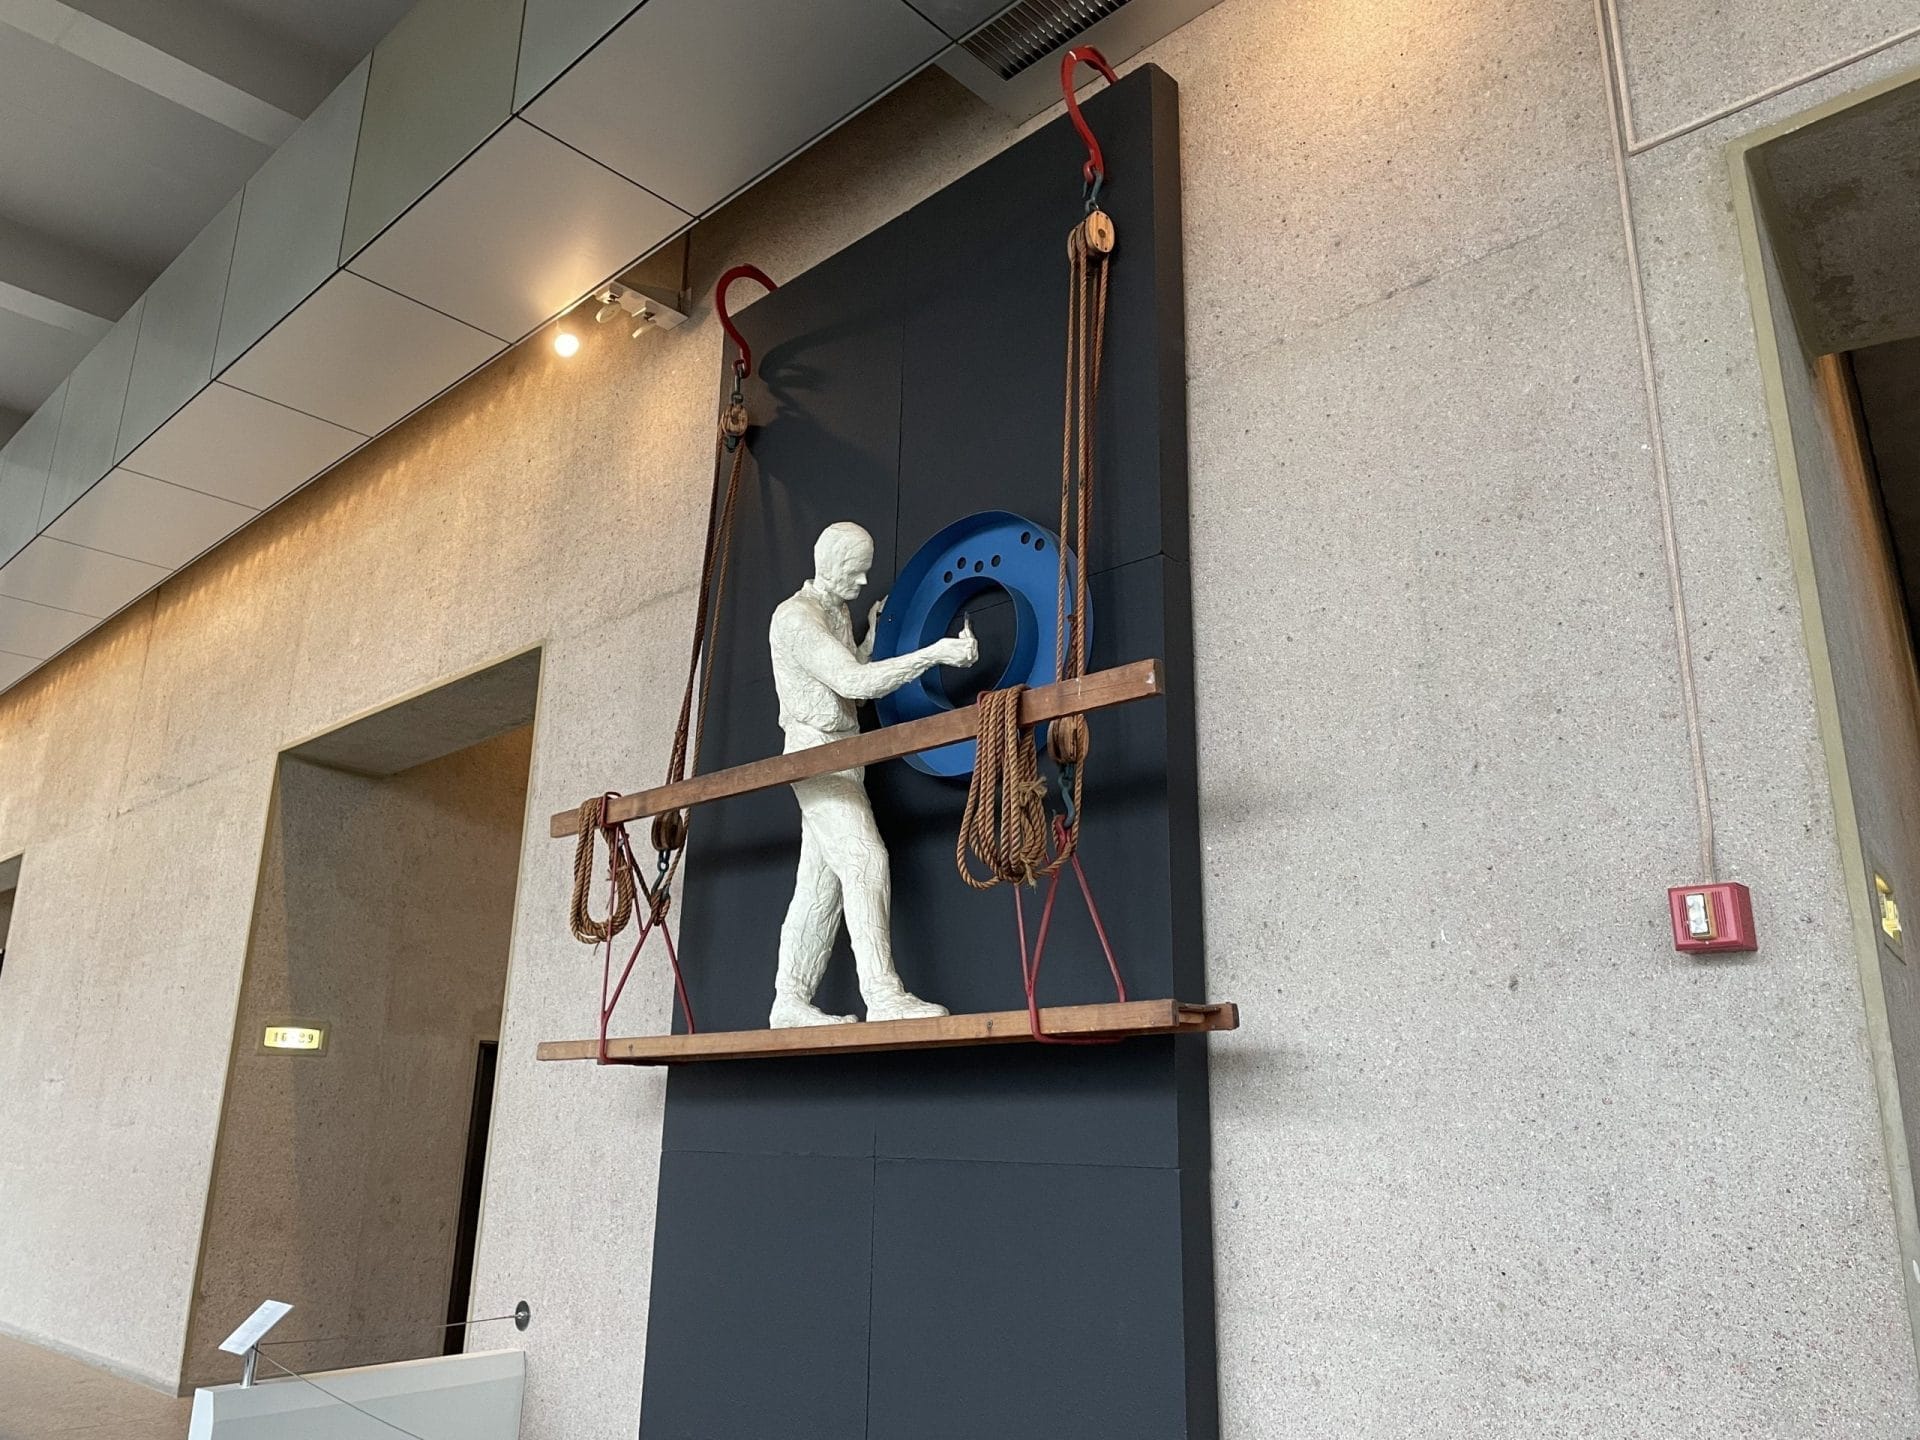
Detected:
[
  {"left": 858, "top": 595, "right": 887, "bottom": 660},
  {"left": 928, "top": 630, "right": 978, "bottom": 668}
]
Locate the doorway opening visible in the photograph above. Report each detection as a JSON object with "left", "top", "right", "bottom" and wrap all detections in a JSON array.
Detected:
[
  {"left": 182, "top": 650, "right": 540, "bottom": 1386},
  {"left": 1737, "top": 70, "right": 1920, "bottom": 1368}
]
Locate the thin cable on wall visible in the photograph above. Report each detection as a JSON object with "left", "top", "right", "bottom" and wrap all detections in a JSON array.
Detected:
[
  {"left": 253, "top": 1349, "right": 434, "bottom": 1440},
  {"left": 1592, "top": 0, "right": 1718, "bottom": 884}
]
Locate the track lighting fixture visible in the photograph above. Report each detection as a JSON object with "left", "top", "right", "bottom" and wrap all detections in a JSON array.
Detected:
[{"left": 591, "top": 281, "right": 690, "bottom": 335}]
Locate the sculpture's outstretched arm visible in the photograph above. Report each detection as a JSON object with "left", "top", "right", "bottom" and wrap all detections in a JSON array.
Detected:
[{"left": 779, "top": 604, "right": 973, "bottom": 701}]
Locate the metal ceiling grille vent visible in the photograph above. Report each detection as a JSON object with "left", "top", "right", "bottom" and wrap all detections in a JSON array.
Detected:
[{"left": 962, "top": 0, "right": 1132, "bottom": 80}]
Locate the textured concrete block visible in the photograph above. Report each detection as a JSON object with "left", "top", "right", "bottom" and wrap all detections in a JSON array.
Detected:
[
  {"left": 113, "top": 526, "right": 311, "bottom": 811},
  {"left": 0, "top": 764, "right": 273, "bottom": 1387},
  {"left": 1614, "top": 0, "right": 1920, "bottom": 142},
  {"left": 1188, "top": 156, "right": 1920, "bottom": 1432}
]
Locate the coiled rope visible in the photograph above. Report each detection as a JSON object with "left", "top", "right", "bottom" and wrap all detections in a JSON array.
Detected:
[
  {"left": 569, "top": 793, "right": 636, "bottom": 944},
  {"left": 956, "top": 686, "right": 1050, "bottom": 888}
]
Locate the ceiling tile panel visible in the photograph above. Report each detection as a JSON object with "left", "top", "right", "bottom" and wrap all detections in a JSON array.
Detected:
[
  {"left": 118, "top": 197, "right": 242, "bottom": 462},
  {"left": 216, "top": 60, "right": 370, "bottom": 375},
  {"left": 42, "top": 301, "right": 142, "bottom": 527},
  {"left": 349, "top": 119, "right": 691, "bottom": 341},
  {"left": 0, "top": 593, "right": 94, "bottom": 660},
  {"left": 524, "top": 0, "right": 946, "bottom": 214},
  {"left": 0, "top": 383, "right": 64, "bottom": 566},
  {"left": 219, "top": 273, "right": 504, "bottom": 437},
  {"left": 0, "top": 652, "right": 37, "bottom": 689},
  {"left": 121, "top": 382, "right": 365, "bottom": 510},
  {"left": 910, "top": 0, "right": 1016, "bottom": 38},
  {"left": 0, "top": 536, "right": 169, "bottom": 619},
  {"left": 342, "top": 0, "right": 526, "bottom": 259},
  {"left": 0, "top": 310, "right": 92, "bottom": 418},
  {"left": 515, "top": 0, "right": 641, "bottom": 107},
  {"left": 46, "top": 469, "right": 257, "bottom": 570}
]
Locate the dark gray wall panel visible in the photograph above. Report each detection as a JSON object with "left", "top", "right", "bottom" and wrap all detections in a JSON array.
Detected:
[
  {"left": 701, "top": 233, "right": 907, "bottom": 708},
  {"left": 647, "top": 67, "right": 1211, "bottom": 1438},
  {"left": 893, "top": 76, "right": 1189, "bottom": 569},
  {"left": 868, "top": 1157, "right": 1191, "bottom": 1440},
  {"left": 640, "top": 1150, "right": 873, "bottom": 1440}
]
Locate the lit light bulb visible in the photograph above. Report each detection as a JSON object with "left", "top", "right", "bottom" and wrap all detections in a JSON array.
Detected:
[{"left": 553, "top": 330, "right": 581, "bottom": 358}]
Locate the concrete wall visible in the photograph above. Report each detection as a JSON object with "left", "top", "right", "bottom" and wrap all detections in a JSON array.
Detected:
[
  {"left": 0, "top": 0, "right": 1917, "bottom": 1430},
  {"left": 184, "top": 728, "right": 530, "bottom": 1387}
]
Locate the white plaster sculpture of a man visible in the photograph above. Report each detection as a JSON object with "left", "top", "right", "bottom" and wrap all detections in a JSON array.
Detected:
[{"left": 768, "top": 522, "right": 978, "bottom": 1026}]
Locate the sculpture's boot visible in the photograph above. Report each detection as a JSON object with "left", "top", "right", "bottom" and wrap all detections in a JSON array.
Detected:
[
  {"left": 770, "top": 945, "right": 854, "bottom": 1027},
  {"left": 771, "top": 992, "right": 855, "bottom": 1027},
  {"left": 860, "top": 974, "right": 950, "bottom": 1022},
  {"left": 842, "top": 870, "right": 948, "bottom": 1021},
  {"left": 841, "top": 881, "right": 947, "bottom": 1020}
]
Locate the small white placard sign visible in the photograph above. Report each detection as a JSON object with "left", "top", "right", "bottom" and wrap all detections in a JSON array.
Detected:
[{"left": 218, "top": 1299, "right": 292, "bottom": 1355}]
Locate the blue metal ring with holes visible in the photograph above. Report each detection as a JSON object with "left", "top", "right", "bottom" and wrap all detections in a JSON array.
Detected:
[{"left": 870, "top": 509, "right": 1088, "bottom": 777}]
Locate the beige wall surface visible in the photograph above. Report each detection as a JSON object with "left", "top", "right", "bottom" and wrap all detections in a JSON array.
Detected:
[
  {"left": 1, "top": 0, "right": 1919, "bottom": 1430},
  {"left": 183, "top": 727, "right": 530, "bottom": 1388}
]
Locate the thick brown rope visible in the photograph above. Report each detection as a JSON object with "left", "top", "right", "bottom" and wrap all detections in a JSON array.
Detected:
[
  {"left": 569, "top": 795, "right": 637, "bottom": 944},
  {"left": 646, "top": 416, "right": 748, "bottom": 916},
  {"left": 567, "top": 402, "right": 749, "bottom": 944},
  {"left": 956, "top": 213, "right": 1111, "bottom": 890},
  {"left": 956, "top": 686, "right": 1051, "bottom": 889}
]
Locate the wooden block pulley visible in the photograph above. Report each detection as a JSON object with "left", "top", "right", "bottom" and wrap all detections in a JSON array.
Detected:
[{"left": 1074, "top": 209, "right": 1116, "bottom": 256}]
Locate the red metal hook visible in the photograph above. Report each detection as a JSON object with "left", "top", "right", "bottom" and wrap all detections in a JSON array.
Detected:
[
  {"left": 715, "top": 264, "right": 778, "bottom": 379},
  {"left": 1060, "top": 46, "right": 1120, "bottom": 192}
]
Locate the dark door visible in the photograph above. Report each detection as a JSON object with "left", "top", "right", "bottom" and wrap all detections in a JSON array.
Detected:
[{"left": 444, "top": 1040, "right": 497, "bottom": 1354}]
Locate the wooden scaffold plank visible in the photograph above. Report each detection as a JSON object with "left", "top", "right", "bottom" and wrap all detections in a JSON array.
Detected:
[
  {"left": 548, "top": 658, "right": 1164, "bottom": 838},
  {"left": 537, "top": 999, "right": 1238, "bottom": 1065}
]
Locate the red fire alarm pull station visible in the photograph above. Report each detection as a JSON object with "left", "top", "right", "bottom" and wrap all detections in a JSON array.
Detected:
[{"left": 1668, "top": 882, "right": 1759, "bottom": 954}]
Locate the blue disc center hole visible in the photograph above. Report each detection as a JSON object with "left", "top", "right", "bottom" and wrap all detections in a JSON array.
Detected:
[{"left": 938, "top": 581, "right": 1021, "bottom": 708}]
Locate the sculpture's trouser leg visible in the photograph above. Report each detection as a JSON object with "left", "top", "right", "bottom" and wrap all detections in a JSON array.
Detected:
[
  {"left": 786, "top": 768, "right": 903, "bottom": 999},
  {"left": 774, "top": 809, "right": 842, "bottom": 1003}
]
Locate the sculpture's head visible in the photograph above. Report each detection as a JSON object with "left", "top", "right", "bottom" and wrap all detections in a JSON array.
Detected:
[{"left": 813, "top": 522, "right": 873, "bottom": 602}]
